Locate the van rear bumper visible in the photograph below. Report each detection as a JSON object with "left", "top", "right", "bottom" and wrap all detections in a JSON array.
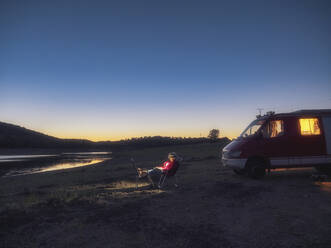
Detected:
[{"left": 222, "top": 158, "right": 247, "bottom": 169}]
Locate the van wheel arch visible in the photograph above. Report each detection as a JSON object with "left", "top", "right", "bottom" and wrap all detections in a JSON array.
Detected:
[{"left": 245, "top": 156, "right": 270, "bottom": 179}]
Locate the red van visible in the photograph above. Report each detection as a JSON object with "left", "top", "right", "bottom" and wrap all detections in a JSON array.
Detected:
[{"left": 222, "top": 109, "right": 331, "bottom": 178}]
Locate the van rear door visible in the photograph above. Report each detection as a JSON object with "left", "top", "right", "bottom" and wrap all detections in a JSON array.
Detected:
[{"left": 322, "top": 116, "right": 331, "bottom": 155}]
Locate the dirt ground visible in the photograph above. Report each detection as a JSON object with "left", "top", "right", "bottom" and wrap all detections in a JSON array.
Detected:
[{"left": 1, "top": 143, "right": 331, "bottom": 248}]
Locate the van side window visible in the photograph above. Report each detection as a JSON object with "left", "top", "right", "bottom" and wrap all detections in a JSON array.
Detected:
[
  {"left": 299, "top": 118, "right": 321, "bottom": 135},
  {"left": 263, "top": 120, "right": 284, "bottom": 138}
]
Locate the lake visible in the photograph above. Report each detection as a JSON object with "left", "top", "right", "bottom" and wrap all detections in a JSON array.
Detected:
[{"left": 0, "top": 151, "right": 112, "bottom": 177}]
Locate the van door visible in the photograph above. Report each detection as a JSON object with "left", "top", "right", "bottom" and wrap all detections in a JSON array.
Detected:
[{"left": 260, "top": 119, "right": 290, "bottom": 167}]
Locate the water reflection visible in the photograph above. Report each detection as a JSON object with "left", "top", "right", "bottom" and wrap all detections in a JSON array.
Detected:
[
  {"left": 4, "top": 158, "right": 107, "bottom": 177},
  {"left": 62, "top": 152, "right": 111, "bottom": 155},
  {"left": 1, "top": 152, "right": 111, "bottom": 177},
  {"left": 0, "top": 154, "right": 57, "bottom": 162}
]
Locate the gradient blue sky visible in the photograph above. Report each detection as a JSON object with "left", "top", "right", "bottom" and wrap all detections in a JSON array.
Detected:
[{"left": 1, "top": 0, "right": 330, "bottom": 140}]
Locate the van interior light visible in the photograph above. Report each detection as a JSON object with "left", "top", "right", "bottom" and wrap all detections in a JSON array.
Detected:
[{"left": 299, "top": 118, "right": 321, "bottom": 135}]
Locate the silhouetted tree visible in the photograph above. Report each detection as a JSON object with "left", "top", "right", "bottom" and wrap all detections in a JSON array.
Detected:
[{"left": 208, "top": 129, "right": 220, "bottom": 141}]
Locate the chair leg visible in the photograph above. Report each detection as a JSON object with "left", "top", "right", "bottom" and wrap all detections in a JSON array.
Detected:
[
  {"left": 147, "top": 174, "right": 155, "bottom": 188},
  {"left": 174, "top": 175, "right": 179, "bottom": 188},
  {"left": 158, "top": 175, "right": 164, "bottom": 189},
  {"left": 136, "top": 176, "right": 139, "bottom": 189},
  {"left": 158, "top": 174, "right": 168, "bottom": 189}
]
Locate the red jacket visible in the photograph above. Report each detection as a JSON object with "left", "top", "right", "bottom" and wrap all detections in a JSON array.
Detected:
[{"left": 160, "top": 160, "right": 175, "bottom": 172}]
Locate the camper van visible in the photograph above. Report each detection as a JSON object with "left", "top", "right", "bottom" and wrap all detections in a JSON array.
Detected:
[{"left": 222, "top": 109, "right": 331, "bottom": 178}]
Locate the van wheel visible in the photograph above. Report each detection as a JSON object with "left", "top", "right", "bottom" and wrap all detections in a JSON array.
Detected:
[
  {"left": 233, "top": 169, "right": 246, "bottom": 175},
  {"left": 246, "top": 159, "right": 266, "bottom": 179},
  {"left": 315, "top": 166, "right": 331, "bottom": 176}
]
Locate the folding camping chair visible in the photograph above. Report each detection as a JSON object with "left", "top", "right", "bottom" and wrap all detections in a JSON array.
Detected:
[{"left": 158, "top": 161, "right": 180, "bottom": 189}]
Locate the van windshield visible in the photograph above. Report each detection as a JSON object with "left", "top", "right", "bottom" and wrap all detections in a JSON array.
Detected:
[{"left": 239, "top": 119, "right": 265, "bottom": 138}]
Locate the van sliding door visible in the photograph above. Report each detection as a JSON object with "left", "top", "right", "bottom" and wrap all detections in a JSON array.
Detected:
[{"left": 295, "top": 117, "right": 325, "bottom": 166}]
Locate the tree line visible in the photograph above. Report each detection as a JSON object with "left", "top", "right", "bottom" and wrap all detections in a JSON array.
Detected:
[{"left": 0, "top": 121, "right": 228, "bottom": 149}]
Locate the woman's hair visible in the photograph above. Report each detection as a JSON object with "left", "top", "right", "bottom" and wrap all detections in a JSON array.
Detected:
[{"left": 168, "top": 152, "right": 177, "bottom": 158}]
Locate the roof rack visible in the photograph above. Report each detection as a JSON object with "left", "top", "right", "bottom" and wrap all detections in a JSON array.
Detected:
[{"left": 266, "top": 111, "right": 275, "bottom": 116}]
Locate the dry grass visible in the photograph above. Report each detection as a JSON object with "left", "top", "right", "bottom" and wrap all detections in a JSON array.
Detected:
[{"left": 1, "top": 142, "right": 331, "bottom": 248}]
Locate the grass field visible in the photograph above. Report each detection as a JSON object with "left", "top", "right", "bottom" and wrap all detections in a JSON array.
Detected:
[{"left": 1, "top": 142, "right": 331, "bottom": 248}]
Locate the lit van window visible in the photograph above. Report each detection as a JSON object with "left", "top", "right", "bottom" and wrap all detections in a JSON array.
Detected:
[
  {"left": 263, "top": 120, "right": 284, "bottom": 138},
  {"left": 270, "top": 120, "right": 284, "bottom": 138},
  {"left": 299, "top": 118, "right": 321, "bottom": 135}
]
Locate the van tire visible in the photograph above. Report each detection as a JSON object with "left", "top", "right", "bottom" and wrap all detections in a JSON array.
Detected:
[
  {"left": 246, "top": 159, "right": 266, "bottom": 179},
  {"left": 315, "top": 166, "right": 331, "bottom": 176},
  {"left": 233, "top": 169, "right": 246, "bottom": 175}
]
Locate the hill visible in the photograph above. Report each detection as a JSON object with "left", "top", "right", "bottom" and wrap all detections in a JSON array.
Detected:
[{"left": 0, "top": 122, "right": 93, "bottom": 148}]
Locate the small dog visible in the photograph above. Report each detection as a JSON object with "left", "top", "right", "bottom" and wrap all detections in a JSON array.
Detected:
[{"left": 137, "top": 168, "right": 148, "bottom": 178}]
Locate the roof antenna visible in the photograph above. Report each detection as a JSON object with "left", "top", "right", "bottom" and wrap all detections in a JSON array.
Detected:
[{"left": 257, "top": 108, "right": 264, "bottom": 118}]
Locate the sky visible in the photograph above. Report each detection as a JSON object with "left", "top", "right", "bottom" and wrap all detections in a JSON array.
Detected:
[{"left": 1, "top": 0, "right": 330, "bottom": 141}]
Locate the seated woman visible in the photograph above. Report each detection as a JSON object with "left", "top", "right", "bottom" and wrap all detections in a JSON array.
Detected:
[{"left": 137, "top": 152, "right": 178, "bottom": 186}]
